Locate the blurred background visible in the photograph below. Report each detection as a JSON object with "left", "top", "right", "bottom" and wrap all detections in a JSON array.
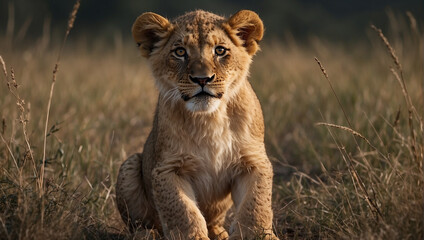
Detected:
[
  {"left": 0, "top": 1, "right": 423, "bottom": 239},
  {"left": 0, "top": 0, "right": 422, "bottom": 46}
]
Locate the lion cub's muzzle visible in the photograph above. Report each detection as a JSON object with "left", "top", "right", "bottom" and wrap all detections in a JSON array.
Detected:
[{"left": 182, "top": 74, "right": 223, "bottom": 101}]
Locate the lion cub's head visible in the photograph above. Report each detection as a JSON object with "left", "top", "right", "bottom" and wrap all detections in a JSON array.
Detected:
[{"left": 132, "top": 10, "right": 263, "bottom": 113}]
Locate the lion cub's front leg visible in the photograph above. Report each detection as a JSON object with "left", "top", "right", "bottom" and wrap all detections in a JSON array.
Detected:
[
  {"left": 229, "top": 153, "right": 279, "bottom": 240},
  {"left": 152, "top": 165, "right": 209, "bottom": 239}
]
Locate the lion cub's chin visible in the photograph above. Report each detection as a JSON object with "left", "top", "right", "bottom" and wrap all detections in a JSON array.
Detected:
[{"left": 185, "top": 97, "right": 221, "bottom": 113}]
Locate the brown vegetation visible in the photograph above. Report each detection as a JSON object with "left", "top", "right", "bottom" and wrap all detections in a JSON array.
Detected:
[{"left": 0, "top": 5, "right": 422, "bottom": 240}]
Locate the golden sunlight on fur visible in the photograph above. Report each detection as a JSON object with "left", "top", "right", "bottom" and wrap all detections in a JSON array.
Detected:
[{"left": 116, "top": 9, "right": 279, "bottom": 240}]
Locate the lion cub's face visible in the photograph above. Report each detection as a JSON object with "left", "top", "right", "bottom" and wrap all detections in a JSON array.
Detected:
[{"left": 132, "top": 10, "right": 263, "bottom": 113}]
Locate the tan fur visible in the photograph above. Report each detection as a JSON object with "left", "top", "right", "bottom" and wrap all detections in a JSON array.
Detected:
[{"left": 116, "top": 10, "right": 279, "bottom": 240}]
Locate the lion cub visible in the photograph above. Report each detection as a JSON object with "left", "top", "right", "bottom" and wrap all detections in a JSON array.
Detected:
[{"left": 116, "top": 10, "right": 279, "bottom": 240}]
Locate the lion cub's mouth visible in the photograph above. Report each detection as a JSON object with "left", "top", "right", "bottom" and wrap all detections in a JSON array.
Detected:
[
  {"left": 182, "top": 91, "right": 223, "bottom": 101},
  {"left": 194, "top": 91, "right": 215, "bottom": 98}
]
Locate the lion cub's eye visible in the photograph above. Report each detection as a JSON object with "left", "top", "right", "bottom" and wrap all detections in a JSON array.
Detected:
[
  {"left": 215, "top": 46, "right": 227, "bottom": 56},
  {"left": 174, "top": 47, "right": 187, "bottom": 57}
]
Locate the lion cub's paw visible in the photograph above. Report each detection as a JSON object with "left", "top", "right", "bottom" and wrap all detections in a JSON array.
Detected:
[
  {"left": 228, "top": 231, "right": 279, "bottom": 240},
  {"left": 209, "top": 225, "right": 229, "bottom": 240}
]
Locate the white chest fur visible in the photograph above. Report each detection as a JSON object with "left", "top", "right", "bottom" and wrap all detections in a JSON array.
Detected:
[{"left": 161, "top": 106, "right": 239, "bottom": 202}]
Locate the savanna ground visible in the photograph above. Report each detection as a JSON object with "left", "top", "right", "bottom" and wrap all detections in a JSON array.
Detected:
[{"left": 0, "top": 6, "right": 423, "bottom": 240}]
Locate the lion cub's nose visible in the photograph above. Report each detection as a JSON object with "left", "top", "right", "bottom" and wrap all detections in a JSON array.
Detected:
[{"left": 189, "top": 74, "right": 215, "bottom": 87}]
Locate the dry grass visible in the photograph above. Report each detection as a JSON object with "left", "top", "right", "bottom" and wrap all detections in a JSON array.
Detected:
[{"left": 0, "top": 6, "right": 422, "bottom": 240}]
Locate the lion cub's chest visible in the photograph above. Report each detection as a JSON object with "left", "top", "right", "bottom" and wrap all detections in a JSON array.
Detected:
[
  {"left": 181, "top": 122, "right": 236, "bottom": 173},
  {"left": 168, "top": 114, "right": 239, "bottom": 199},
  {"left": 185, "top": 130, "right": 236, "bottom": 201}
]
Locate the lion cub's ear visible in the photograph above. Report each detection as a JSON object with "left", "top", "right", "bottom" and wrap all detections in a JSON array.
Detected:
[
  {"left": 224, "top": 10, "right": 264, "bottom": 55},
  {"left": 132, "top": 12, "right": 174, "bottom": 57}
]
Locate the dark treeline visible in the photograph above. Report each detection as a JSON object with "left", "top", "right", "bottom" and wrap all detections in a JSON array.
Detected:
[{"left": 0, "top": 0, "right": 422, "bottom": 43}]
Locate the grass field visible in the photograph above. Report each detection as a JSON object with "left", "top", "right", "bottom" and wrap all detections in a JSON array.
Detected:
[{"left": 0, "top": 8, "right": 423, "bottom": 240}]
